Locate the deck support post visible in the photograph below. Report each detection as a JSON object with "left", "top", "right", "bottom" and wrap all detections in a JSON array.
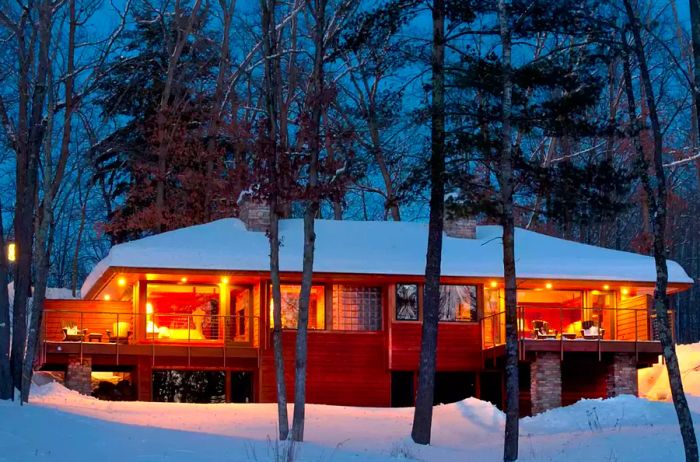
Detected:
[
  {"left": 530, "top": 352, "right": 561, "bottom": 415},
  {"left": 65, "top": 355, "right": 92, "bottom": 396},
  {"left": 606, "top": 353, "right": 638, "bottom": 397}
]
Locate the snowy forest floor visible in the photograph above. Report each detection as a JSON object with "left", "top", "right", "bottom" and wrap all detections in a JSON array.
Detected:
[{"left": 5, "top": 344, "right": 700, "bottom": 462}]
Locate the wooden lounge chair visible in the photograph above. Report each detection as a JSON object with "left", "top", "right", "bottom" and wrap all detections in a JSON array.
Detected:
[
  {"left": 107, "top": 321, "right": 132, "bottom": 344},
  {"left": 61, "top": 322, "right": 87, "bottom": 342}
]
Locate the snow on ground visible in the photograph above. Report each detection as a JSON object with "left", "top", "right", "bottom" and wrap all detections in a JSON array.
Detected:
[
  {"left": 5, "top": 346, "right": 700, "bottom": 462},
  {"left": 0, "top": 379, "right": 698, "bottom": 462},
  {"left": 639, "top": 343, "right": 700, "bottom": 401}
]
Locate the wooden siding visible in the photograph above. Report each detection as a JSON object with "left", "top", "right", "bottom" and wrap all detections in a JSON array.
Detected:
[
  {"left": 44, "top": 300, "right": 133, "bottom": 341},
  {"left": 260, "top": 331, "right": 391, "bottom": 406},
  {"left": 389, "top": 322, "right": 483, "bottom": 371},
  {"left": 616, "top": 295, "right": 652, "bottom": 341}
]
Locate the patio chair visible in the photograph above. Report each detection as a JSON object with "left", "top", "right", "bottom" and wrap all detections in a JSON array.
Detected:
[
  {"left": 61, "top": 321, "right": 87, "bottom": 342},
  {"left": 581, "top": 320, "right": 605, "bottom": 340},
  {"left": 532, "top": 320, "right": 556, "bottom": 339},
  {"left": 107, "top": 321, "right": 132, "bottom": 344}
]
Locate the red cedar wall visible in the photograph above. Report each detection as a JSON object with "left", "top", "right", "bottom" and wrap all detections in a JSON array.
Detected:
[
  {"left": 390, "top": 322, "right": 483, "bottom": 370},
  {"left": 260, "top": 331, "right": 391, "bottom": 406}
]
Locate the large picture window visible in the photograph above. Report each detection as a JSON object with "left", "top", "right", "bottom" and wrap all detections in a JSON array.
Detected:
[
  {"left": 396, "top": 284, "right": 419, "bottom": 321},
  {"left": 332, "top": 285, "right": 382, "bottom": 331},
  {"left": 270, "top": 285, "right": 325, "bottom": 330},
  {"left": 439, "top": 285, "right": 477, "bottom": 322},
  {"left": 146, "top": 283, "right": 221, "bottom": 341}
]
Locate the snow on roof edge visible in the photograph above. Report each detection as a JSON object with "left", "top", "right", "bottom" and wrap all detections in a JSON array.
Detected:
[{"left": 79, "top": 218, "right": 694, "bottom": 299}]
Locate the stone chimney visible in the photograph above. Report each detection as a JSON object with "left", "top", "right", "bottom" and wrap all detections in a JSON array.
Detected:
[
  {"left": 238, "top": 194, "right": 270, "bottom": 232},
  {"left": 443, "top": 216, "right": 477, "bottom": 239}
]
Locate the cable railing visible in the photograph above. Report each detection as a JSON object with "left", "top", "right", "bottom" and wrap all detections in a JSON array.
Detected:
[
  {"left": 42, "top": 309, "right": 260, "bottom": 348},
  {"left": 480, "top": 305, "right": 673, "bottom": 351}
]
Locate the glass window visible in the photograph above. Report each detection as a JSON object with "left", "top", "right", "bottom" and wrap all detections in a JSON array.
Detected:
[
  {"left": 270, "top": 285, "right": 325, "bottom": 330},
  {"left": 396, "top": 284, "right": 419, "bottom": 321},
  {"left": 332, "top": 285, "right": 382, "bottom": 331},
  {"left": 439, "top": 285, "right": 477, "bottom": 322},
  {"left": 145, "top": 283, "right": 221, "bottom": 341}
]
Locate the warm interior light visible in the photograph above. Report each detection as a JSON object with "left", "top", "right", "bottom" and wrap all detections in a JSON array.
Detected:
[
  {"left": 146, "top": 302, "right": 154, "bottom": 314},
  {"left": 621, "top": 288, "right": 630, "bottom": 296},
  {"left": 180, "top": 277, "right": 188, "bottom": 283},
  {"left": 603, "top": 284, "right": 610, "bottom": 291},
  {"left": 545, "top": 282, "right": 553, "bottom": 290},
  {"left": 489, "top": 281, "right": 498, "bottom": 288},
  {"left": 117, "top": 277, "right": 126, "bottom": 287},
  {"left": 221, "top": 276, "right": 229, "bottom": 284},
  {"left": 103, "top": 294, "right": 111, "bottom": 301},
  {"left": 7, "top": 243, "right": 16, "bottom": 262},
  {"left": 591, "top": 290, "right": 600, "bottom": 295}
]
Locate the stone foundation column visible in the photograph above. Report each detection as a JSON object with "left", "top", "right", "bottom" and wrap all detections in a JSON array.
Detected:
[
  {"left": 606, "top": 353, "right": 638, "bottom": 397},
  {"left": 65, "top": 356, "right": 92, "bottom": 396},
  {"left": 530, "top": 352, "right": 562, "bottom": 414}
]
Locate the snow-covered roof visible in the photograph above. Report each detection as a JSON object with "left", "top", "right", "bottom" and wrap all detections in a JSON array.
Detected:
[{"left": 81, "top": 218, "right": 693, "bottom": 296}]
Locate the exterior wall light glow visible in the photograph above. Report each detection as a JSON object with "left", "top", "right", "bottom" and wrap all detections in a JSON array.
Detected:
[
  {"left": 103, "top": 294, "right": 111, "bottom": 301},
  {"left": 545, "top": 282, "right": 553, "bottom": 290},
  {"left": 603, "top": 284, "right": 610, "bottom": 291},
  {"left": 490, "top": 281, "right": 498, "bottom": 288},
  {"left": 221, "top": 277, "right": 229, "bottom": 284},
  {"left": 118, "top": 277, "right": 126, "bottom": 286},
  {"left": 180, "top": 277, "right": 188, "bottom": 283}
]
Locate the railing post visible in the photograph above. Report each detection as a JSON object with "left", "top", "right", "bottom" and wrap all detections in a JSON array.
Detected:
[
  {"left": 635, "top": 307, "right": 639, "bottom": 361},
  {"left": 560, "top": 306, "right": 564, "bottom": 361},
  {"left": 79, "top": 311, "right": 84, "bottom": 362},
  {"left": 116, "top": 312, "right": 120, "bottom": 365},
  {"left": 187, "top": 314, "right": 191, "bottom": 367},
  {"left": 222, "top": 315, "right": 226, "bottom": 369}
]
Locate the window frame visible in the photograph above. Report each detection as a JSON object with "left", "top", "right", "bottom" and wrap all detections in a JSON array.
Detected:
[
  {"left": 142, "top": 280, "right": 223, "bottom": 342},
  {"left": 393, "top": 282, "right": 482, "bottom": 324},
  {"left": 331, "top": 284, "right": 384, "bottom": 332},
  {"left": 437, "top": 284, "right": 480, "bottom": 323},
  {"left": 268, "top": 283, "right": 326, "bottom": 330},
  {"left": 394, "top": 283, "right": 421, "bottom": 322}
]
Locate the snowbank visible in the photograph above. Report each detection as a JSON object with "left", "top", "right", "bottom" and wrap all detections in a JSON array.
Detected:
[
  {"left": 0, "top": 380, "right": 695, "bottom": 462},
  {"left": 639, "top": 343, "right": 700, "bottom": 401}
]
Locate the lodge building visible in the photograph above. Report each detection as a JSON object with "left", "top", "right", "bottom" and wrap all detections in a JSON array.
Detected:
[{"left": 40, "top": 200, "right": 694, "bottom": 415}]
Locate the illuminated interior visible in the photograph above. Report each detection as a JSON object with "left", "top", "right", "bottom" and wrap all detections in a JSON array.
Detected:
[
  {"left": 270, "top": 285, "right": 325, "bottom": 329},
  {"left": 518, "top": 289, "right": 615, "bottom": 339},
  {"left": 145, "top": 283, "right": 221, "bottom": 342}
]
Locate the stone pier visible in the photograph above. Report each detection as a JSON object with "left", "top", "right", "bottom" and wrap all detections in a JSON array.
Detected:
[
  {"left": 65, "top": 356, "right": 92, "bottom": 396},
  {"left": 606, "top": 353, "right": 638, "bottom": 397},
  {"left": 530, "top": 352, "right": 562, "bottom": 414}
]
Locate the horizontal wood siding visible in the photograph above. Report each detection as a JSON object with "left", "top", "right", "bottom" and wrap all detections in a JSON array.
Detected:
[
  {"left": 44, "top": 300, "right": 133, "bottom": 341},
  {"left": 390, "top": 322, "right": 482, "bottom": 371},
  {"left": 260, "top": 331, "right": 390, "bottom": 406},
  {"left": 616, "top": 295, "right": 651, "bottom": 341}
]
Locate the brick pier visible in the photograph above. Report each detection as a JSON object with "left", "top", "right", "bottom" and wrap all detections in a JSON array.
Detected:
[
  {"left": 65, "top": 356, "right": 92, "bottom": 396},
  {"left": 530, "top": 352, "right": 562, "bottom": 414},
  {"left": 606, "top": 353, "right": 638, "bottom": 397}
]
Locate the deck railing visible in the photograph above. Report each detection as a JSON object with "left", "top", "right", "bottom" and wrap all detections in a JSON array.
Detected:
[
  {"left": 480, "top": 305, "right": 674, "bottom": 351},
  {"left": 42, "top": 309, "right": 260, "bottom": 348}
]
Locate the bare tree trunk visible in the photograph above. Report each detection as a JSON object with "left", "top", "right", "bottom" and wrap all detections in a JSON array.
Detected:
[
  {"left": 71, "top": 178, "right": 89, "bottom": 297},
  {"left": 260, "top": 0, "right": 289, "bottom": 440},
  {"left": 497, "top": 2, "right": 518, "bottom": 461},
  {"left": 22, "top": 0, "right": 78, "bottom": 402},
  {"left": 154, "top": 0, "right": 203, "bottom": 228},
  {"left": 411, "top": 0, "right": 444, "bottom": 445},
  {"left": 290, "top": 0, "right": 326, "bottom": 443},
  {"left": 0, "top": 199, "right": 11, "bottom": 400},
  {"left": 623, "top": 3, "right": 699, "bottom": 461}
]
